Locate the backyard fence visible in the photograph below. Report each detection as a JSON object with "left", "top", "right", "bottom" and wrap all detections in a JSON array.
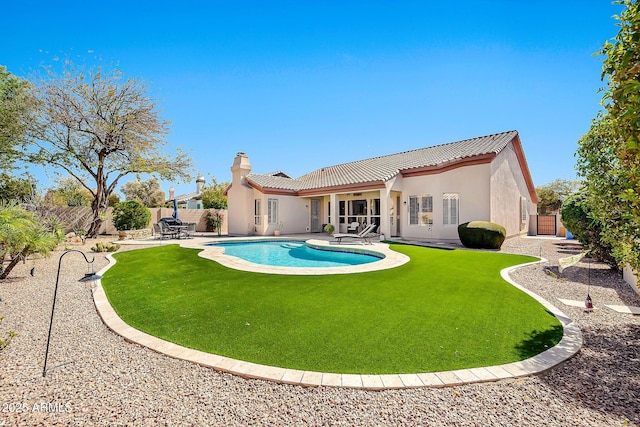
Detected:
[{"left": 37, "top": 206, "right": 227, "bottom": 236}]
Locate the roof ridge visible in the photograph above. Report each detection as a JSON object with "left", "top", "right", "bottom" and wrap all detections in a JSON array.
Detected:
[{"left": 306, "top": 130, "right": 518, "bottom": 172}]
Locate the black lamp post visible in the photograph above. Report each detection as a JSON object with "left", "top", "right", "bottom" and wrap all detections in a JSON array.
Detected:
[{"left": 42, "top": 249, "right": 98, "bottom": 377}]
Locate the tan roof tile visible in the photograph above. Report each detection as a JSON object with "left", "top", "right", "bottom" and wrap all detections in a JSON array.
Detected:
[{"left": 247, "top": 130, "right": 518, "bottom": 192}]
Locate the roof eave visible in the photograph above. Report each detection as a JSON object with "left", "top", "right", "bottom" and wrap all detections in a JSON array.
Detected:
[
  {"left": 511, "top": 134, "right": 539, "bottom": 204},
  {"left": 297, "top": 180, "right": 386, "bottom": 197},
  {"left": 400, "top": 153, "right": 496, "bottom": 177}
]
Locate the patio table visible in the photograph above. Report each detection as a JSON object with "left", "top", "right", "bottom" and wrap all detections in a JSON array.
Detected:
[{"left": 168, "top": 225, "right": 190, "bottom": 239}]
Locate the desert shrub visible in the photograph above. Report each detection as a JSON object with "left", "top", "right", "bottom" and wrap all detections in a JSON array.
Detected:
[
  {"left": 0, "top": 316, "right": 17, "bottom": 352},
  {"left": 91, "top": 242, "right": 121, "bottom": 252},
  {"left": 205, "top": 210, "right": 224, "bottom": 236},
  {"left": 0, "top": 201, "right": 61, "bottom": 280},
  {"left": 111, "top": 200, "right": 150, "bottom": 231},
  {"left": 458, "top": 221, "right": 506, "bottom": 249}
]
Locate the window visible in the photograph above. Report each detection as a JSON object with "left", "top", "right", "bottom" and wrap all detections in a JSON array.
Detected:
[
  {"left": 348, "top": 199, "right": 367, "bottom": 226},
  {"left": 443, "top": 193, "right": 459, "bottom": 226},
  {"left": 420, "top": 195, "right": 433, "bottom": 226},
  {"left": 408, "top": 195, "right": 433, "bottom": 226},
  {"left": 267, "top": 198, "right": 278, "bottom": 225},
  {"left": 520, "top": 197, "right": 527, "bottom": 222},
  {"left": 327, "top": 201, "right": 331, "bottom": 224},
  {"left": 409, "top": 196, "right": 419, "bottom": 225},
  {"left": 254, "top": 199, "right": 261, "bottom": 225}
]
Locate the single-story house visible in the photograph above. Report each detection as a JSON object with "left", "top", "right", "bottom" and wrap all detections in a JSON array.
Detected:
[
  {"left": 226, "top": 130, "right": 538, "bottom": 242},
  {"left": 168, "top": 173, "right": 206, "bottom": 209}
]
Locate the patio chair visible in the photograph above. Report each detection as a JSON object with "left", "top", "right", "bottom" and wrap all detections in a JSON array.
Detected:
[
  {"left": 152, "top": 223, "right": 163, "bottom": 239},
  {"left": 157, "top": 221, "right": 178, "bottom": 239},
  {"left": 334, "top": 223, "right": 377, "bottom": 244},
  {"left": 183, "top": 222, "right": 196, "bottom": 239},
  {"left": 347, "top": 222, "right": 360, "bottom": 233}
]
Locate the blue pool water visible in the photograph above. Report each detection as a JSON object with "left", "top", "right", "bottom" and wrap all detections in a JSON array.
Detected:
[{"left": 210, "top": 240, "right": 382, "bottom": 268}]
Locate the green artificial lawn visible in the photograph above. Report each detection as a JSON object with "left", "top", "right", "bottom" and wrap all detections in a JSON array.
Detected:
[{"left": 101, "top": 244, "right": 563, "bottom": 374}]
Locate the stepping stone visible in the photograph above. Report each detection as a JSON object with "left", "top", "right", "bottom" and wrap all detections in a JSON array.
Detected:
[
  {"left": 557, "top": 298, "right": 594, "bottom": 308},
  {"left": 604, "top": 304, "right": 640, "bottom": 315}
]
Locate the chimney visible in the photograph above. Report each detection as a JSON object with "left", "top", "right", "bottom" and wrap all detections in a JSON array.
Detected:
[
  {"left": 231, "top": 152, "right": 252, "bottom": 183},
  {"left": 196, "top": 173, "right": 205, "bottom": 193}
]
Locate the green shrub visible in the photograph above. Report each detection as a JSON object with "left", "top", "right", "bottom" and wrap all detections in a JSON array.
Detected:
[
  {"left": 112, "top": 200, "right": 150, "bottom": 231},
  {"left": 458, "top": 221, "right": 506, "bottom": 249},
  {"left": 324, "top": 224, "right": 335, "bottom": 235},
  {"left": 560, "top": 190, "right": 617, "bottom": 269},
  {"left": 91, "top": 241, "right": 121, "bottom": 252}
]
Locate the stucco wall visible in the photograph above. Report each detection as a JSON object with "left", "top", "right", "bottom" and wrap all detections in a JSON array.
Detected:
[
  {"left": 490, "top": 142, "right": 535, "bottom": 237},
  {"left": 227, "top": 184, "right": 255, "bottom": 235},
  {"left": 623, "top": 265, "right": 639, "bottom": 295},
  {"left": 256, "top": 194, "right": 308, "bottom": 236},
  {"left": 400, "top": 163, "right": 492, "bottom": 241}
]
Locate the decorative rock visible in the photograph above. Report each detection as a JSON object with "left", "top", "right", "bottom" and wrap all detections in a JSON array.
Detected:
[{"left": 0, "top": 237, "right": 637, "bottom": 426}]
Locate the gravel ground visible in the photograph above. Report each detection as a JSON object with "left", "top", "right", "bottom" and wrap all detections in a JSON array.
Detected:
[{"left": 0, "top": 236, "right": 638, "bottom": 426}]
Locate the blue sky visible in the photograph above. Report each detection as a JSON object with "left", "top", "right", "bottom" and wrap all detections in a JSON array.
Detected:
[{"left": 3, "top": 1, "right": 623, "bottom": 197}]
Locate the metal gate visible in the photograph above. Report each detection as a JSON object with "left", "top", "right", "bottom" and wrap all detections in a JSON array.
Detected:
[{"left": 537, "top": 215, "right": 556, "bottom": 236}]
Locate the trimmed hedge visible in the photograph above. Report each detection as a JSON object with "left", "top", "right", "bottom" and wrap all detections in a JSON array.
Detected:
[{"left": 458, "top": 221, "right": 506, "bottom": 249}]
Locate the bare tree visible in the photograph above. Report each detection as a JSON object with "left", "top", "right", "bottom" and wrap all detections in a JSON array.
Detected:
[{"left": 27, "top": 61, "right": 192, "bottom": 236}]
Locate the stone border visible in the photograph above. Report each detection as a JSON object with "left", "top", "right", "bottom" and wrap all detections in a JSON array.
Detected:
[{"left": 92, "top": 248, "right": 582, "bottom": 389}]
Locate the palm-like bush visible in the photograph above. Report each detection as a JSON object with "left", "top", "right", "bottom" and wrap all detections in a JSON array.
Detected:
[{"left": 0, "top": 201, "right": 61, "bottom": 279}]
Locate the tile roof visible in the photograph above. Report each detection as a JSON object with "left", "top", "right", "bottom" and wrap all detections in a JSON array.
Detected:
[
  {"left": 247, "top": 130, "right": 519, "bottom": 192},
  {"left": 173, "top": 191, "right": 201, "bottom": 203}
]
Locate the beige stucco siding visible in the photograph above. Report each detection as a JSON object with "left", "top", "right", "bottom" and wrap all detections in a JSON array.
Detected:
[
  {"left": 267, "top": 195, "right": 308, "bottom": 235},
  {"left": 227, "top": 185, "right": 254, "bottom": 235},
  {"left": 490, "top": 142, "right": 534, "bottom": 237},
  {"left": 400, "top": 163, "right": 492, "bottom": 241}
]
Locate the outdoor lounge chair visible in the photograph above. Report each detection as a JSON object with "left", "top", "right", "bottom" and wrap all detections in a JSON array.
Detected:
[{"left": 334, "top": 223, "right": 377, "bottom": 244}]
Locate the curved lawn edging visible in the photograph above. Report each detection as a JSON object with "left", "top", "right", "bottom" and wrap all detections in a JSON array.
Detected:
[{"left": 92, "top": 250, "right": 582, "bottom": 390}]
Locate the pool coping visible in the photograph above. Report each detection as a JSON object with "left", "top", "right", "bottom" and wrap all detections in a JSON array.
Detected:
[
  {"left": 92, "top": 241, "right": 582, "bottom": 390},
  {"left": 192, "top": 238, "right": 410, "bottom": 275}
]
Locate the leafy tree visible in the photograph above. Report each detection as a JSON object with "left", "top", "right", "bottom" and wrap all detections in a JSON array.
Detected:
[
  {"left": 0, "top": 201, "right": 62, "bottom": 280},
  {"left": 560, "top": 190, "right": 618, "bottom": 269},
  {"left": 0, "top": 173, "right": 36, "bottom": 202},
  {"left": 0, "top": 66, "right": 32, "bottom": 171},
  {"left": 201, "top": 177, "right": 228, "bottom": 209},
  {"left": 43, "top": 176, "right": 92, "bottom": 207},
  {"left": 121, "top": 177, "right": 165, "bottom": 207},
  {"left": 574, "top": 0, "right": 640, "bottom": 273},
  {"left": 26, "top": 61, "right": 192, "bottom": 237},
  {"left": 108, "top": 193, "right": 120, "bottom": 207},
  {"left": 536, "top": 178, "right": 581, "bottom": 214},
  {"left": 536, "top": 187, "right": 562, "bottom": 214}
]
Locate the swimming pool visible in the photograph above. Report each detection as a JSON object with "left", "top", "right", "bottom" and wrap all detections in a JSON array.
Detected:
[{"left": 210, "top": 240, "right": 383, "bottom": 268}]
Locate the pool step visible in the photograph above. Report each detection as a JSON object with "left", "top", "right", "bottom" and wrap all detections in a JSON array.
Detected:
[{"left": 280, "top": 243, "right": 304, "bottom": 249}]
